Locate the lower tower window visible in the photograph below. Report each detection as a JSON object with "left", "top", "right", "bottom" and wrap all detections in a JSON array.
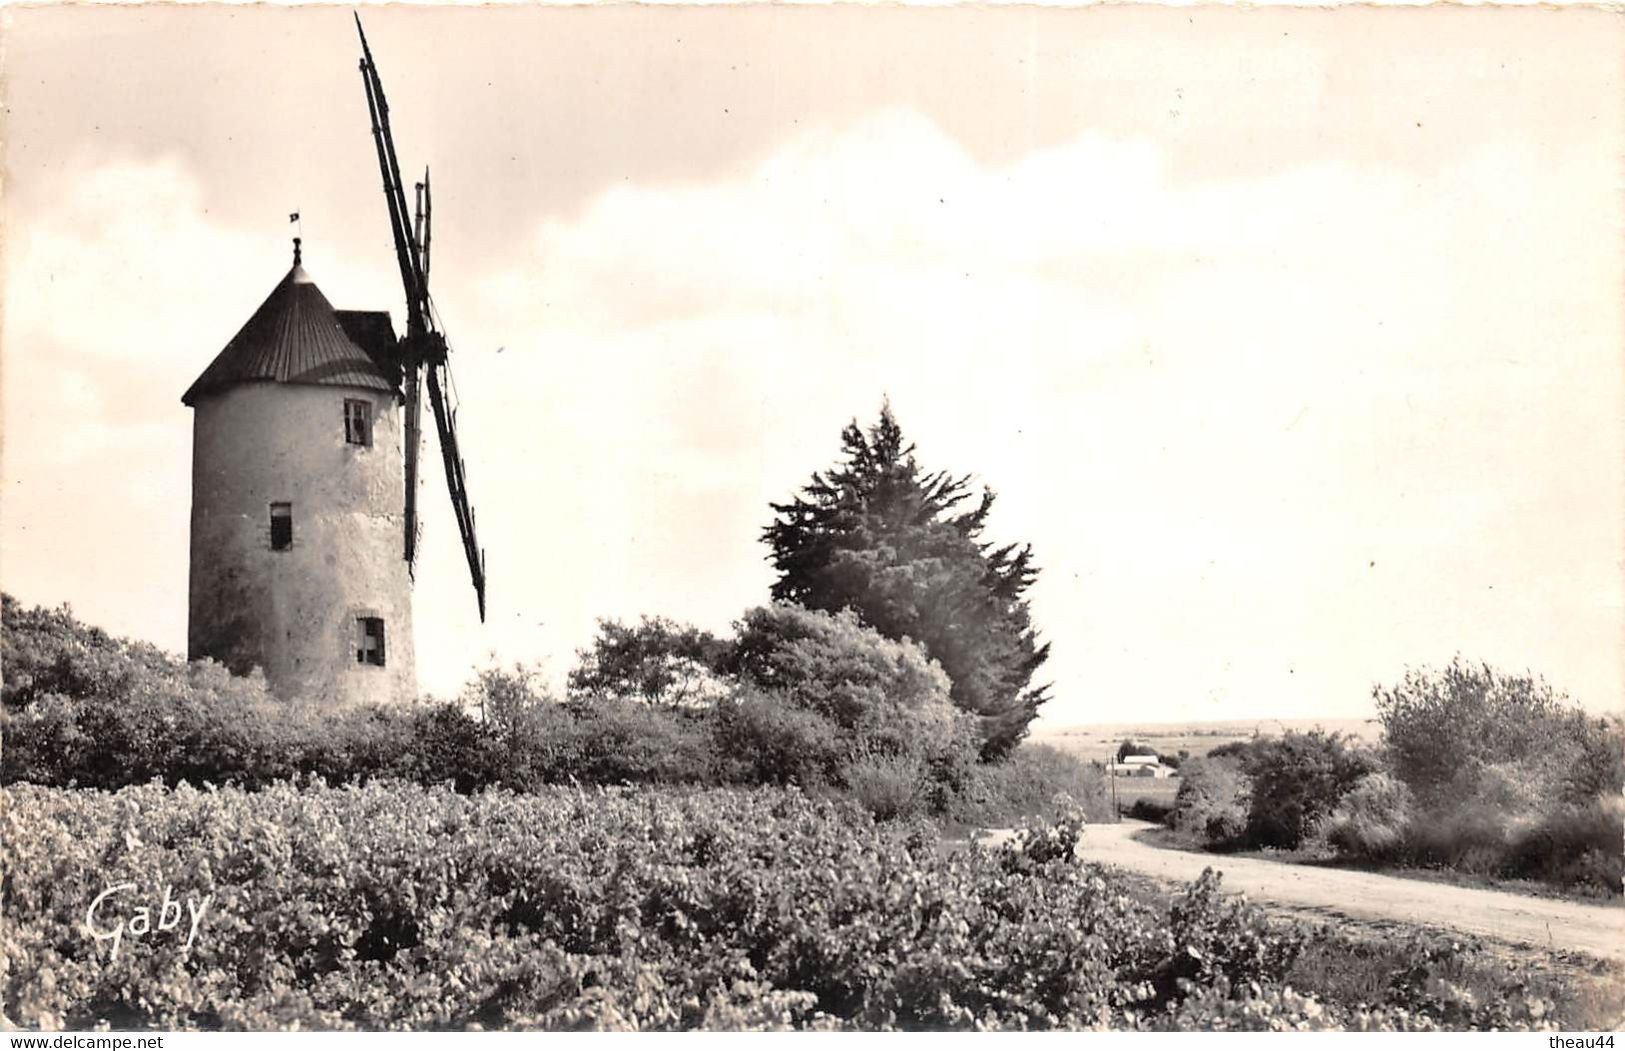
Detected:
[
  {"left": 357, "top": 617, "right": 386, "bottom": 666},
  {"left": 270, "top": 503, "right": 292, "bottom": 551}
]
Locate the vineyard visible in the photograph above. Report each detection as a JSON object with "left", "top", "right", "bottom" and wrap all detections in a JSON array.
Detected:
[{"left": 3, "top": 780, "right": 1610, "bottom": 1031}]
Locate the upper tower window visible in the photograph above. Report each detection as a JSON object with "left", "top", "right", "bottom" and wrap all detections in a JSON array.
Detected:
[
  {"left": 269, "top": 502, "right": 293, "bottom": 551},
  {"left": 344, "top": 399, "right": 373, "bottom": 447}
]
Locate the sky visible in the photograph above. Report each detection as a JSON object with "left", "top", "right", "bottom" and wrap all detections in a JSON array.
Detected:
[{"left": 3, "top": 5, "right": 1622, "bottom": 727}]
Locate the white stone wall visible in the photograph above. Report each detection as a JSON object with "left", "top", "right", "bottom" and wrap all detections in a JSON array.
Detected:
[{"left": 187, "top": 382, "right": 417, "bottom": 706}]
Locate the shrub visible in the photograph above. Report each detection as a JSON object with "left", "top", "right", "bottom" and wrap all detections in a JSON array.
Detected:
[
  {"left": 1204, "top": 811, "right": 1246, "bottom": 844},
  {"left": 721, "top": 604, "right": 986, "bottom": 804},
  {"left": 842, "top": 749, "right": 928, "bottom": 821},
  {"left": 708, "top": 688, "right": 848, "bottom": 789},
  {"left": 918, "top": 716, "right": 985, "bottom": 813},
  {"left": 0, "top": 595, "right": 1183, "bottom": 837},
  {"left": 1158, "top": 869, "right": 1309, "bottom": 995},
  {"left": 728, "top": 603, "right": 956, "bottom": 737},
  {"left": 1125, "top": 799, "right": 1174, "bottom": 824},
  {"left": 1501, "top": 796, "right": 1625, "bottom": 891},
  {"left": 390, "top": 703, "right": 502, "bottom": 791},
  {"left": 5, "top": 654, "right": 716, "bottom": 796},
  {"left": 1368, "top": 660, "right": 1625, "bottom": 893},
  {"left": 4, "top": 659, "right": 281, "bottom": 789},
  {"left": 509, "top": 699, "right": 717, "bottom": 788},
  {"left": 946, "top": 743, "right": 1111, "bottom": 827},
  {"left": 1169, "top": 756, "right": 1252, "bottom": 844},
  {"left": 1241, "top": 732, "right": 1376, "bottom": 850},
  {"left": 1323, "top": 772, "right": 1413, "bottom": 862},
  {"left": 459, "top": 666, "right": 719, "bottom": 788},
  {"left": 3, "top": 598, "right": 987, "bottom": 809},
  {"left": 1400, "top": 801, "right": 1511, "bottom": 874},
  {"left": 1470, "top": 758, "right": 1556, "bottom": 815}
]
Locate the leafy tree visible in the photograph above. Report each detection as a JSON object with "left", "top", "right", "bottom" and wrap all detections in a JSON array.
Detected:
[
  {"left": 1372, "top": 658, "right": 1605, "bottom": 805},
  {"left": 762, "top": 405, "right": 1050, "bottom": 758},
  {"left": 567, "top": 616, "right": 731, "bottom": 708},
  {"left": 1206, "top": 738, "right": 1266, "bottom": 764},
  {"left": 1116, "top": 739, "right": 1158, "bottom": 763},
  {"left": 464, "top": 662, "right": 556, "bottom": 731},
  {"left": 1, "top": 593, "right": 178, "bottom": 710},
  {"left": 1241, "top": 731, "right": 1376, "bottom": 850},
  {"left": 1564, "top": 712, "right": 1625, "bottom": 802}
]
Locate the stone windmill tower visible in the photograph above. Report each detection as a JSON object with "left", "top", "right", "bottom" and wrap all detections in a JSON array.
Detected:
[
  {"left": 182, "top": 245, "right": 419, "bottom": 705},
  {"left": 182, "top": 20, "right": 487, "bottom": 705}
]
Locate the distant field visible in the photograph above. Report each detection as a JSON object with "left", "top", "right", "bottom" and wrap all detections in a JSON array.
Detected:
[
  {"left": 1104, "top": 776, "right": 1179, "bottom": 812},
  {"left": 1030, "top": 716, "right": 1382, "bottom": 768},
  {"left": 1030, "top": 717, "right": 1383, "bottom": 817}
]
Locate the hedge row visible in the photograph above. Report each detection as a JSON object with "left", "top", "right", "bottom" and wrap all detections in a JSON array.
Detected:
[
  {"left": 1167, "top": 719, "right": 1624, "bottom": 895},
  {"left": 1, "top": 595, "right": 1107, "bottom": 825}
]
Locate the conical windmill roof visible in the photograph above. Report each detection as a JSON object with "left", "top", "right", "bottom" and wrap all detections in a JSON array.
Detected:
[{"left": 182, "top": 264, "right": 398, "bottom": 406}]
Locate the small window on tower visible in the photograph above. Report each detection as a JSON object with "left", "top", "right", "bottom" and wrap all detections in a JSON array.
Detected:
[
  {"left": 269, "top": 503, "right": 293, "bottom": 551},
  {"left": 357, "top": 617, "right": 386, "bottom": 666},
  {"left": 344, "top": 399, "right": 373, "bottom": 447}
]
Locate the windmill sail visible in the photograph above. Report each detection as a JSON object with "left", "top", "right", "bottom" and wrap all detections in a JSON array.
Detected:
[
  {"left": 400, "top": 346, "right": 423, "bottom": 568},
  {"left": 356, "top": 17, "right": 487, "bottom": 620},
  {"left": 425, "top": 358, "right": 486, "bottom": 620}
]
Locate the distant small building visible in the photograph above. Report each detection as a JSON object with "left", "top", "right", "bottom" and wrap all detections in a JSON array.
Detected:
[{"left": 1109, "top": 755, "right": 1173, "bottom": 778}]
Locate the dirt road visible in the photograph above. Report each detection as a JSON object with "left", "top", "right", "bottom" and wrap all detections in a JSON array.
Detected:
[{"left": 985, "top": 821, "right": 1625, "bottom": 961}]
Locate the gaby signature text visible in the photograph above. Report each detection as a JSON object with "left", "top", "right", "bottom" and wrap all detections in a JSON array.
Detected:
[{"left": 85, "top": 883, "right": 212, "bottom": 959}]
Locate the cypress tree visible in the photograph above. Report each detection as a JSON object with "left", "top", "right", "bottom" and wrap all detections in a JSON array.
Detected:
[{"left": 763, "top": 404, "right": 1050, "bottom": 757}]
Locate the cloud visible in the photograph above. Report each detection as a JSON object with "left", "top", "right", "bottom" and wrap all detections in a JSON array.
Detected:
[
  {"left": 8, "top": 158, "right": 263, "bottom": 364},
  {"left": 1, "top": 157, "right": 267, "bottom": 648},
  {"left": 5, "top": 114, "right": 1619, "bottom": 722},
  {"left": 449, "top": 109, "right": 1622, "bottom": 718}
]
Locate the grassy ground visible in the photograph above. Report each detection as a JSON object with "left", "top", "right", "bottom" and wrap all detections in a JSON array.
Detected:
[
  {"left": 1117, "top": 865, "right": 1622, "bottom": 1028},
  {"left": 948, "top": 828, "right": 1625, "bottom": 1031},
  {"left": 1136, "top": 826, "right": 1621, "bottom": 905},
  {"left": 1123, "top": 845, "right": 1625, "bottom": 1028}
]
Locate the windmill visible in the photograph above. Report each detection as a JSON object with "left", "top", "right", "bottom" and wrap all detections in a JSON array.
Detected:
[{"left": 356, "top": 17, "right": 487, "bottom": 621}]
